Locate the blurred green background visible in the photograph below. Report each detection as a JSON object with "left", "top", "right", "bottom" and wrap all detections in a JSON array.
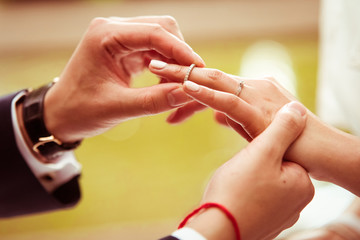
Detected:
[{"left": 0, "top": 0, "right": 318, "bottom": 239}]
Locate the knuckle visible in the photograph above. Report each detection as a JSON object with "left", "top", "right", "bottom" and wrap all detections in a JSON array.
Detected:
[
  {"left": 242, "top": 113, "right": 264, "bottom": 138},
  {"left": 263, "top": 75, "right": 276, "bottom": 82},
  {"left": 225, "top": 94, "right": 240, "bottom": 108},
  {"left": 292, "top": 166, "right": 315, "bottom": 202},
  {"left": 151, "top": 23, "right": 165, "bottom": 34},
  {"left": 262, "top": 79, "right": 278, "bottom": 91},
  {"left": 282, "top": 112, "right": 301, "bottom": 132},
  {"left": 161, "top": 15, "right": 178, "bottom": 28},
  {"left": 100, "top": 35, "right": 114, "bottom": 56},
  {"left": 207, "top": 89, "right": 217, "bottom": 102},
  {"left": 148, "top": 24, "right": 166, "bottom": 45},
  {"left": 300, "top": 180, "right": 315, "bottom": 204},
  {"left": 261, "top": 106, "right": 274, "bottom": 124},
  {"left": 172, "top": 64, "right": 184, "bottom": 75},
  {"left": 223, "top": 94, "right": 247, "bottom": 118},
  {"left": 100, "top": 35, "right": 111, "bottom": 46},
  {"left": 303, "top": 176, "right": 315, "bottom": 201},
  {"left": 89, "top": 17, "right": 108, "bottom": 28},
  {"left": 140, "top": 93, "right": 158, "bottom": 116},
  {"left": 287, "top": 215, "right": 300, "bottom": 229},
  {"left": 219, "top": 93, "right": 238, "bottom": 110},
  {"left": 259, "top": 142, "right": 277, "bottom": 158},
  {"left": 205, "top": 69, "right": 228, "bottom": 88},
  {"left": 207, "top": 69, "right": 226, "bottom": 82}
]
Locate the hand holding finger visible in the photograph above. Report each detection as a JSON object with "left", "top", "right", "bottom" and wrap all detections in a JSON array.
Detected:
[
  {"left": 196, "top": 102, "right": 312, "bottom": 240},
  {"left": 246, "top": 101, "right": 307, "bottom": 163}
]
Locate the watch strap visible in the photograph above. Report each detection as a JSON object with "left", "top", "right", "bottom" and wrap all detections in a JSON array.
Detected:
[
  {"left": 23, "top": 83, "right": 53, "bottom": 143},
  {"left": 23, "top": 82, "right": 81, "bottom": 160}
]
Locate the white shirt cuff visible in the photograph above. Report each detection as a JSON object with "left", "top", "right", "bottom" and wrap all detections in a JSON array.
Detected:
[
  {"left": 11, "top": 91, "right": 82, "bottom": 193},
  {"left": 171, "top": 227, "right": 207, "bottom": 240}
]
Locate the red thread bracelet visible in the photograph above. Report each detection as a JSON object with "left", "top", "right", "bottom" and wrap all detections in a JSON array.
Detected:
[{"left": 178, "top": 202, "right": 241, "bottom": 240}]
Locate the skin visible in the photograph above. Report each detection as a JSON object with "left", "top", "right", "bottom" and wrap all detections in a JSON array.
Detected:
[
  {"left": 14, "top": 15, "right": 317, "bottom": 240},
  {"left": 186, "top": 102, "right": 314, "bottom": 240},
  {"left": 42, "top": 16, "right": 205, "bottom": 143},
  {"left": 149, "top": 61, "right": 360, "bottom": 197}
]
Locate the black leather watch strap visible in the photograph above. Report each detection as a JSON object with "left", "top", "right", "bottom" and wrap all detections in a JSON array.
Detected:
[
  {"left": 23, "top": 83, "right": 53, "bottom": 144},
  {"left": 23, "top": 82, "right": 81, "bottom": 160}
]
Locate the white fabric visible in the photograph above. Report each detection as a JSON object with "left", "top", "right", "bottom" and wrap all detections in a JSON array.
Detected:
[
  {"left": 332, "top": 214, "right": 360, "bottom": 235},
  {"left": 11, "top": 91, "right": 81, "bottom": 193},
  {"left": 171, "top": 227, "right": 207, "bottom": 240},
  {"left": 276, "top": 2, "right": 360, "bottom": 237},
  {"left": 324, "top": 214, "right": 360, "bottom": 240},
  {"left": 317, "top": 0, "right": 360, "bottom": 136}
]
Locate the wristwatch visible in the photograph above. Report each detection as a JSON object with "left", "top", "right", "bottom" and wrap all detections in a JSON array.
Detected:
[{"left": 22, "top": 82, "right": 81, "bottom": 160}]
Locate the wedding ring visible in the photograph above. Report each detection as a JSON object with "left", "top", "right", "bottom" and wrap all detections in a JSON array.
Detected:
[
  {"left": 184, "top": 64, "right": 196, "bottom": 82},
  {"left": 235, "top": 80, "right": 245, "bottom": 97}
]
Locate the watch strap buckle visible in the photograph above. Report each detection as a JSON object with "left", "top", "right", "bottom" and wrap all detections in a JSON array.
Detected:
[{"left": 33, "top": 135, "right": 62, "bottom": 154}]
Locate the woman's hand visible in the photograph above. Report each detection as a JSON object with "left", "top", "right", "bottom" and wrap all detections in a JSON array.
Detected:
[
  {"left": 185, "top": 102, "right": 314, "bottom": 240},
  {"left": 43, "top": 16, "right": 205, "bottom": 143},
  {"left": 149, "top": 60, "right": 295, "bottom": 138},
  {"left": 149, "top": 61, "right": 360, "bottom": 196}
]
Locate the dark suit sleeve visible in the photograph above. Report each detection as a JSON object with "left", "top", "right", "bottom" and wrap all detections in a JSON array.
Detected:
[
  {"left": 0, "top": 92, "right": 81, "bottom": 218},
  {"left": 159, "top": 236, "right": 179, "bottom": 240}
]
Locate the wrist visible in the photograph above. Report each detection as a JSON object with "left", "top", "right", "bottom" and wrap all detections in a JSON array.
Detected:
[
  {"left": 285, "top": 113, "right": 326, "bottom": 177},
  {"left": 43, "top": 83, "right": 80, "bottom": 143},
  {"left": 286, "top": 112, "right": 360, "bottom": 195},
  {"left": 185, "top": 207, "right": 238, "bottom": 240},
  {"left": 22, "top": 82, "right": 81, "bottom": 160}
]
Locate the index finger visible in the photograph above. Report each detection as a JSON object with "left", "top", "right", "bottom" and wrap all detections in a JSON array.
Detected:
[
  {"left": 109, "top": 15, "right": 185, "bottom": 41},
  {"left": 103, "top": 20, "right": 205, "bottom": 67}
]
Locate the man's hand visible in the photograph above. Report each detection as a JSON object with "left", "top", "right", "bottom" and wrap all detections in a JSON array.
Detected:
[
  {"left": 43, "top": 16, "right": 205, "bottom": 142},
  {"left": 186, "top": 102, "right": 314, "bottom": 240}
]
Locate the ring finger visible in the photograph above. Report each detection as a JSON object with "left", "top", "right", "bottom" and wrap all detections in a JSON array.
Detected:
[{"left": 149, "top": 60, "right": 241, "bottom": 95}]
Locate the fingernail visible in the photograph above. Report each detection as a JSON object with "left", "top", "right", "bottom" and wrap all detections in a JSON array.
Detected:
[
  {"left": 167, "top": 111, "right": 177, "bottom": 122},
  {"left": 284, "top": 101, "right": 307, "bottom": 117},
  {"left": 167, "top": 88, "right": 191, "bottom": 107},
  {"left": 193, "top": 52, "right": 206, "bottom": 67},
  {"left": 150, "top": 60, "right": 167, "bottom": 69},
  {"left": 184, "top": 81, "right": 200, "bottom": 92}
]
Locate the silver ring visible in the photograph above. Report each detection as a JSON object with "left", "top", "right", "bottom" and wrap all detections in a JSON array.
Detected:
[
  {"left": 184, "top": 64, "right": 196, "bottom": 82},
  {"left": 235, "top": 80, "right": 245, "bottom": 96}
]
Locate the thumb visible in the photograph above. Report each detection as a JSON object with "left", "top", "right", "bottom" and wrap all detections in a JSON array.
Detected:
[
  {"left": 247, "top": 101, "right": 307, "bottom": 163},
  {"left": 124, "top": 83, "right": 192, "bottom": 117}
]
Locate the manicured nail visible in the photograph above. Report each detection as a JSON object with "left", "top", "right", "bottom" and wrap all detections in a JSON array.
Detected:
[
  {"left": 167, "top": 88, "right": 191, "bottom": 107},
  {"left": 193, "top": 52, "right": 206, "bottom": 67},
  {"left": 183, "top": 81, "right": 200, "bottom": 92},
  {"left": 166, "top": 111, "right": 177, "bottom": 122},
  {"left": 150, "top": 60, "right": 167, "bottom": 69},
  {"left": 283, "top": 101, "right": 307, "bottom": 117}
]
